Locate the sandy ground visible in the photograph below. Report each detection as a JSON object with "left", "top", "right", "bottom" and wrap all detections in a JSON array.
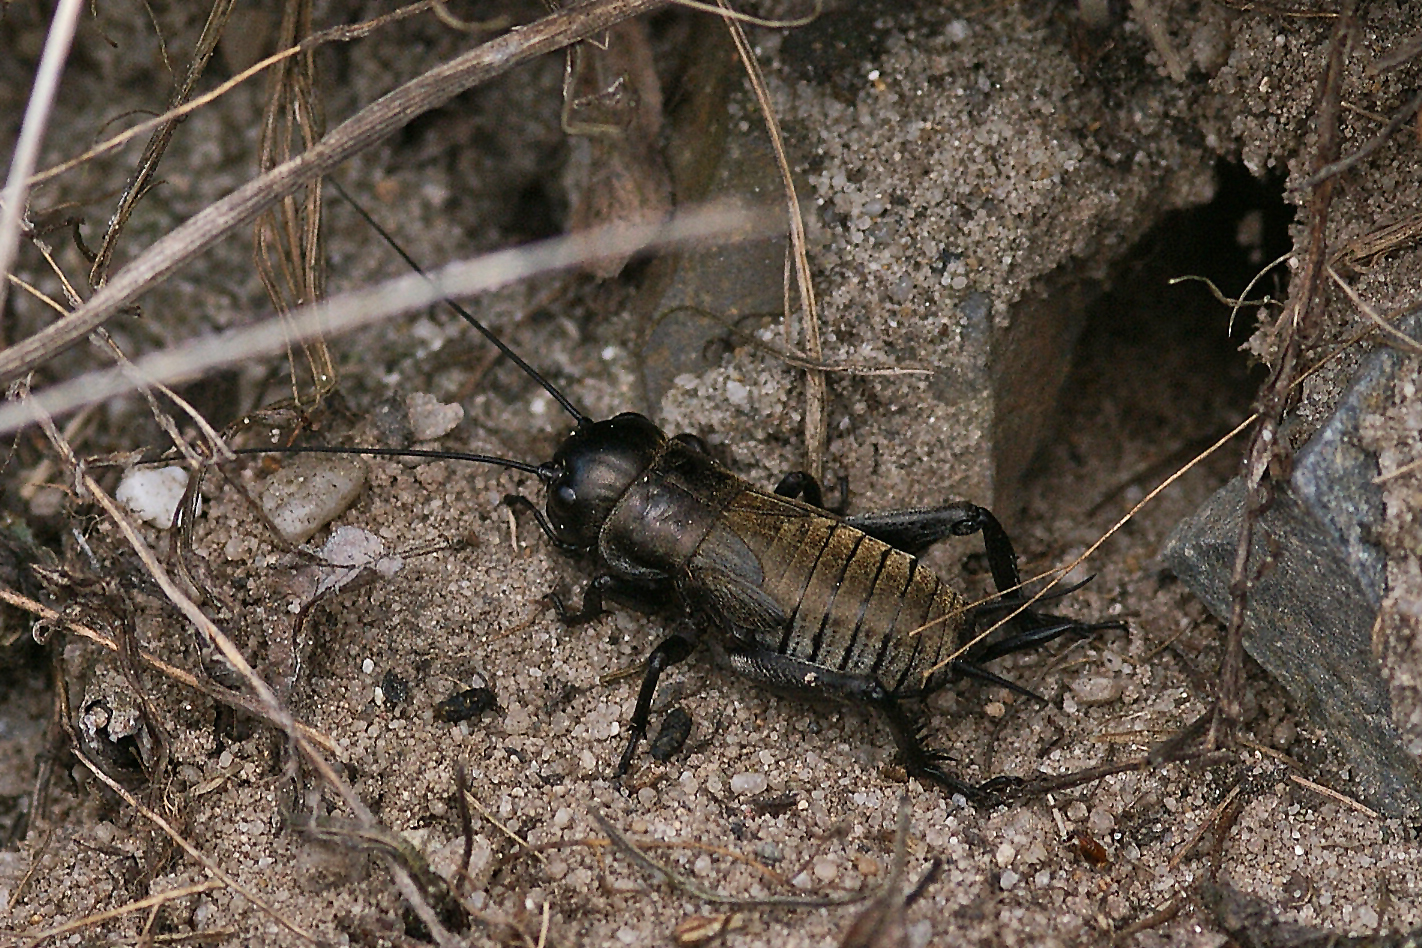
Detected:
[{"left": 2, "top": 1, "right": 1422, "bottom": 946}]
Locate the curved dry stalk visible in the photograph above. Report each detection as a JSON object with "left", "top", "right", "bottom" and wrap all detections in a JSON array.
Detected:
[
  {"left": 671, "top": 0, "right": 821, "bottom": 28},
  {"left": 1226, "top": 250, "right": 1294, "bottom": 336},
  {"left": 0, "top": 203, "right": 774, "bottom": 437},
  {"left": 0, "top": 0, "right": 671, "bottom": 386},
  {"left": 27, "top": 1, "right": 439, "bottom": 189},
  {"left": 716, "top": 0, "right": 827, "bottom": 480}
]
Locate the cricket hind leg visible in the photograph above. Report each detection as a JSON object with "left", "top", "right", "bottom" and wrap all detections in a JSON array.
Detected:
[
  {"left": 725, "top": 644, "right": 1022, "bottom": 803},
  {"left": 873, "top": 682, "right": 1025, "bottom": 803},
  {"left": 965, "top": 568, "right": 1126, "bottom": 666}
]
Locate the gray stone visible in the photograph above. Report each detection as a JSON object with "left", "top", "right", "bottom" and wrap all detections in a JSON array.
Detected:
[{"left": 1163, "top": 310, "right": 1422, "bottom": 817}]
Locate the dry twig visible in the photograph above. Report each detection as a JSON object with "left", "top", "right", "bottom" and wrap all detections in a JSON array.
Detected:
[{"left": 0, "top": 0, "right": 671, "bottom": 385}]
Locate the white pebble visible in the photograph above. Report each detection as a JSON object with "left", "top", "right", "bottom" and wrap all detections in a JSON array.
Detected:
[
  {"left": 321, "top": 525, "right": 384, "bottom": 567},
  {"left": 116, "top": 466, "right": 191, "bottom": 528},
  {"left": 1000, "top": 869, "right": 1020, "bottom": 890},
  {"left": 730, "top": 772, "right": 768, "bottom": 795},
  {"left": 405, "top": 392, "right": 465, "bottom": 441},
  {"left": 1071, "top": 675, "right": 1123, "bottom": 706}
]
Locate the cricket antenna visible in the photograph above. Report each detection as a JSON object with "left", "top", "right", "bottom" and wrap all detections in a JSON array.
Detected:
[
  {"left": 231, "top": 444, "right": 557, "bottom": 482},
  {"left": 332, "top": 178, "right": 590, "bottom": 425}
]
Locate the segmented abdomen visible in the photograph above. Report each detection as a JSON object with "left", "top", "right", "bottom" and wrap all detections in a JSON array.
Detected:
[{"left": 727, "top": 491, "right": 968, "bottom": 697}]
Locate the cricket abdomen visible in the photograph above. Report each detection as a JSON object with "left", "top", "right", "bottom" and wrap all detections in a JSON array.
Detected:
[{"left": 712, "top": 489, "right": 970, "bottom": 698}]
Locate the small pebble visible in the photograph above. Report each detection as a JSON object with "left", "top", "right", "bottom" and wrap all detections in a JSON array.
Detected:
[
  {"left": 259, "top": 454, "right": 366, "bottom": 543},
  {"left": 405, "top": 392, "right": 465, "bottom": 441},
  {"left": 1273, "top": 718, "right": 1298, "bottom": 748},
  {"left": 320, "top": 525, "right": 384, "bottom": 567},
  {"left": 116, "top": 466, "right": 191, "bottom": 528},
  {"left": 812, "top": 857, "right": 837, "bottom": 882},
  {"left": 1000, "top": 869, "right": 1020, "bottom": 890},
  {"left": 730, "top": 772, "right": 768, "bottom": 795},
  {"left": 1071, "top": 675, "right": 1123, "bottom": 706}
]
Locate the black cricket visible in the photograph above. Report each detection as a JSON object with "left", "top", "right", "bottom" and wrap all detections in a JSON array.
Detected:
[{"left": 252, "top": 203, "right": 1121, "bottom": 802}]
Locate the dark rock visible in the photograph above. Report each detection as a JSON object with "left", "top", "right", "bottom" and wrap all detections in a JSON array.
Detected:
[{"left": 1163, "top": 310, "right": 1422, "bottom": 817}]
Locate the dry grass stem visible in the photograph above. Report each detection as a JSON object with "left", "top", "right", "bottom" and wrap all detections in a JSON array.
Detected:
[
  {"left": 1287, "top": 774, "right": 1380, "bottom": 817},
  {"left": 0, "top": 203, "right": 774, "bottom": 437},
  {"left": 87, "top": 0, "right": 239, "bottom": 289},
  {"left": 1294, "top": 88, "right": 1422, "bottom": 192},
  {"left": 0, "top": 584, "right": 340, "bottom": 754},
  {"left": 0, "top": 0, "right": 85, "bottom": 319},
  {"left": 670, "top": 0, "right": 821, "bottom": 28},
  {"left": 1327, "top": 266, "right": 1422, "bottom": 356},
  {"left": 19, "top": 879, "right": 225, "bottom": 948},
  {"left": 73, "top": 752, "right": 319, "bottom": 945},
  {"left": 590, "top": 808, "right": 870, "bottom": 909},
  {"left": 717, "top": 0, "right": 827, "bottom": 480}
]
